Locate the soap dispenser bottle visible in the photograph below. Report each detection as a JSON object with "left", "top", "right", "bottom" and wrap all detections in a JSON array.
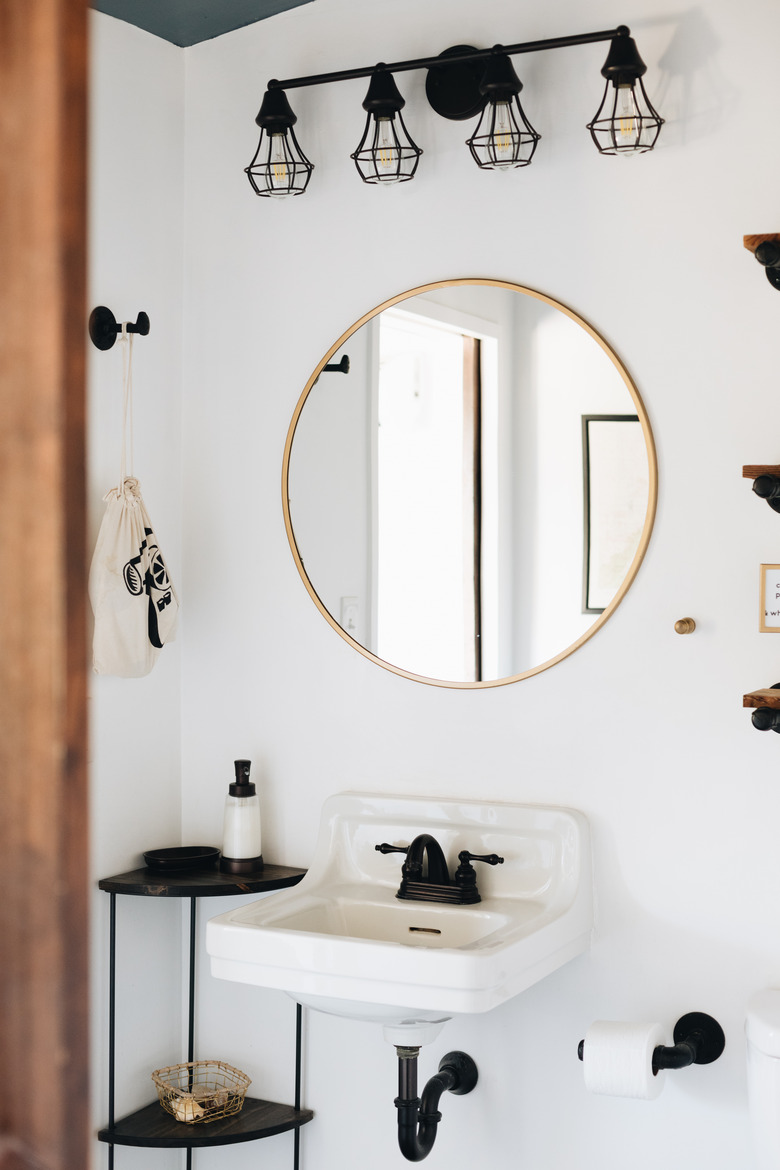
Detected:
[{"left": 220, "top": 759, "right": 263, "bottom": 874}]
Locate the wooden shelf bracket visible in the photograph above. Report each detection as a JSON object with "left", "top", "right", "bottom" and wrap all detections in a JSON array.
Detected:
[
  {"left": 742, "top": 464, "right": 780, "bottom": 513},
  {"left": 744, "top": 685, "right": 780, "bottom": 732},
  {"left": 744, "top": 234, "right": 780, "bottom": 291}
]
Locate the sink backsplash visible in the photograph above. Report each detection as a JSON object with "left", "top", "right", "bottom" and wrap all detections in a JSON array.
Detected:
[{"left": 311, "top": 792, "right": 589, "bottom": 908}]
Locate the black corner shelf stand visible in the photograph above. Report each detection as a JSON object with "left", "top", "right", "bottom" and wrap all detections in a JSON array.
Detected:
[{"left": 98, "top": 863, "right": 313, "bottom": 1169}]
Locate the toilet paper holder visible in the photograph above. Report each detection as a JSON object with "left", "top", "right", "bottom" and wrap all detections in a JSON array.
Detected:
[{"left": 578, "top": 1012, "right": 725, "bottom": 1073}]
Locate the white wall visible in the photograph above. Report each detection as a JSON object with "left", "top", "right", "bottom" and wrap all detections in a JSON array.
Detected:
[
  {"left": 89, "top": 0, "right": 780, "bottom": 1168},
  {"left": 288, "top": 318, "right": 373, "bottom": 645},
  {"left": 89, "top": 14, "right": 184, "bottom": 1169}
]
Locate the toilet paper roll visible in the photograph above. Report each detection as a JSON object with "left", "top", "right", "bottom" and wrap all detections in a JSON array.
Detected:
[{"left": 582, "top": 1020, "right": 668, "bottom": 1100}]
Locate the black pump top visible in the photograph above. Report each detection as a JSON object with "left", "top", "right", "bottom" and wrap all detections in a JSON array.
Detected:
[{"left": 229, "top": 758, "right": 256, "bottom": 797}]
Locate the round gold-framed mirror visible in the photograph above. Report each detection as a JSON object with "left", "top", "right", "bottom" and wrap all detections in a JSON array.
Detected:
[{"left": 283, "top": 279, "right": 657, "bottom": 688}]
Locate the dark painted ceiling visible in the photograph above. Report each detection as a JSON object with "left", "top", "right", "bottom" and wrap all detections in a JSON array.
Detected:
[{"left": 92, "top": 0, "right": 315, "bottom": 47}]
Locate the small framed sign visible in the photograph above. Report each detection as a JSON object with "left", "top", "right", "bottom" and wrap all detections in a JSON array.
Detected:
[{"left": 760, "top": 564, "right": 780, "bottom": 631}]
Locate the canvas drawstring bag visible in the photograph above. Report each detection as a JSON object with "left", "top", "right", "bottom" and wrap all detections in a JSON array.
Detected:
[{"left": 89, "top": 325, "right": 179, "bottom": 676}]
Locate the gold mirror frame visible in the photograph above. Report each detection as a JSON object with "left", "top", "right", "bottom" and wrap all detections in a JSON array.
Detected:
[{"left": 282, "top": 279, "right": 658, "bottom": 689}]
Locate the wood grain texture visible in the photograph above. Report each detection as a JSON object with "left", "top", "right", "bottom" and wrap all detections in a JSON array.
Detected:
[
  {"left": 0, "top": 3, "right": 89, "bottom": 1169},
  {"left": 743, "top": 690, "right": 780, "bottom": 710},
  {"left": 0, "top": 1137, "right": 48, "bottom": 1170},
  {"left": 744, "top": 234, "right": 780, "bottom": 253},
  {"left": 742, "top": 465, "right": 780, "bottom": 479}
]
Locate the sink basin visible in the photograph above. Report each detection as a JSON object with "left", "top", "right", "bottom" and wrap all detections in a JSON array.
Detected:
[{"left": 206, "top": 793, "right": 592, "bottom": 1044}]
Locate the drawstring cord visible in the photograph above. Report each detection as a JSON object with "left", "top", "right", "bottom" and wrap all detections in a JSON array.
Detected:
[{"left": 119, "top": 322, "right": 135, "bottom": 489}]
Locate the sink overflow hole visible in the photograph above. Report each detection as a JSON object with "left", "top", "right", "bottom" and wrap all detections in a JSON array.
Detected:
[{"left": 409, "top": 926, "right": 442, "bottom": 935}]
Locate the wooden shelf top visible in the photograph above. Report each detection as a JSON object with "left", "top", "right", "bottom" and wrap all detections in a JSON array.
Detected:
[
  {"left": 743, "top": 465, "right": 780, "bottom": 479},
  {"left": 98, "top": 863, "right": 306, "bottom": 898},
  {"left": 744, "top": 233, "right": 780, "bottom": 254},
  {"left": 98, "top": 1096, "right": 313, "bottom": 1148},
  {"left": 744, "top": 689, "right": 780, "bottom": 710}
]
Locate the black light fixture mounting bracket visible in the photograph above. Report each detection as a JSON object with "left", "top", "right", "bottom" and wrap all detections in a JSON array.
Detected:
[
  {"left": 247, "top": 24, "right": 661, "bottom": 196},
  {"left": 266, "top": 26, "right": 632, "bottom": 120}
]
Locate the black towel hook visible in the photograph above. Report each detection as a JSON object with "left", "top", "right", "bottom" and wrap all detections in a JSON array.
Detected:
[
  {"left": 323, "top": 354, "right": 350, "bottom": 374},
  {"left": 312, "top": 353, "right": 350, "bottom": 386},
  {"left": 89, "top": 306, "right": 150, "bottom": 351}
]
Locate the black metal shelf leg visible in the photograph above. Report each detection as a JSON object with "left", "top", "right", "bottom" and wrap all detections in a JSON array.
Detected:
[
  {"left": 108, "top": 893, "right": 116, "bottom": 1170},
  {"left": 294, "top": 1003, "right": 303, "bottom": 1170},
  {"left": 186, "top": 897, "right": 197, "bottom": 1170},
  {"left": 188, "top": 898, "right": 197, "bottom": 1062}
]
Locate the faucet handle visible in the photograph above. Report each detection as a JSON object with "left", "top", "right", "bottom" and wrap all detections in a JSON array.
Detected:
[
  {"left": 457, "top": 851, "right": 505, "bottom": 868},
  {"left": 375, "top": 843, "right": 410, "bottom": 855},
  {"left": 453, "top": 850, "right": 505, "bottom": 903}
]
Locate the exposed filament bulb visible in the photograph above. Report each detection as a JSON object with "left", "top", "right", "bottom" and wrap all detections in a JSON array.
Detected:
[
  {"left": 616, "top": 83, "right": 640, "bottom": 142},
  {"left": 490, "top": 101, "right": 516, "bottom": 165},
  {"left": 375, "top": 117, "right": 400, "bottom": 177},
  {"left": 270, "top": 134, "right": 289, "bottom": 186}
]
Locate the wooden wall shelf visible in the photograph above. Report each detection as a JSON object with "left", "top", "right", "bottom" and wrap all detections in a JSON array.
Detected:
[
  {"left": 744, "top": 234, "right": 780, "bottom": 290},
  {"left": 744, "top": 233, "right": 780, "bottom": 254},
  {"left": 743, "top": 465, "right": 780, "bottom": 513},
  {"left": 744, "top": 687, "right": 780, "bottom": 733},
  {"left": 742, "top": 465, "right": 780, "bottom": 480},
  {"left": 744, "top": 689, "right": 780, "bottom": 711}
]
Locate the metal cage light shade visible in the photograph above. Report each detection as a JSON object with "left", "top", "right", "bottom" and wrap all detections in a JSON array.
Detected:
[
  {"left": 587, "top": 34, "right": 663, "bottom": 155},
  {"left": 245, "top": 87, "right": 313, "bottom": 197},
  {"left": 466, "top": 51, "right": 540, "bottom": 170},
  {"left": 350, "top": 69, "right": 422, "bottom": 184}
]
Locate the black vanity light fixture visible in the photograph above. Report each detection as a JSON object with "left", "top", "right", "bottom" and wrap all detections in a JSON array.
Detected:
[
  {"left": 586, "top": 33, "right": 663, "bottom": 155},
  {"left": 245, "top": 86, "right": 313, "bottom": 197},
  {"left": 465, "top": 51, "right": 540, "bottom": 171},
  {"left": 246, "top": 25, "right": 663, "bottom": 197},
  {"left": 351, "top": 68, "right": 422, "bottom": 184}
]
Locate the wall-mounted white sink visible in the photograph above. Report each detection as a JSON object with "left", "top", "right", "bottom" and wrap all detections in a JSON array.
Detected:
[{"left": 206, "top": 793, "right": 592, "bottom": 1045}]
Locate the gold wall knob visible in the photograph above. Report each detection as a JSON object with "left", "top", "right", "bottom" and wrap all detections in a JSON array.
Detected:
[{"left": 674, "top": 618, "right": 696, "bottom": 635}]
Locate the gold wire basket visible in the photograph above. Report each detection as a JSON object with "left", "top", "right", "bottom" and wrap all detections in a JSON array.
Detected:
[{"left": 151, "top": 1060, "right": 251, "bottom": 1124}]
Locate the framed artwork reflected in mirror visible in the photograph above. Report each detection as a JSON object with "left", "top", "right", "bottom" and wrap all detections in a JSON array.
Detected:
[{"left": 581, "top": 414, "right": 647, "bottom": 615}]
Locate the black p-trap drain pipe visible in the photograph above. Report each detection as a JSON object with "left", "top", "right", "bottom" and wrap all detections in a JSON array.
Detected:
[{"left": 395, "top": 1047, "right": 478, "bottom": 1161}]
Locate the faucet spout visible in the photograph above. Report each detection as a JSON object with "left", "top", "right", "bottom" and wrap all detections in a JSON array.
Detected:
[{"left": 403, "top": 834, "right": 450, "bottom": 887}]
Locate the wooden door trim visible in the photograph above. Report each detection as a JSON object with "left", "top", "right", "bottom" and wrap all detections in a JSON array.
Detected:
[{"left": 0, "top": 4, "right": 89, "bottom": 1168}]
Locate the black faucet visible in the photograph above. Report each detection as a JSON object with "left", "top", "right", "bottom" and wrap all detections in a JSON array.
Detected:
[{"left": 375, "top": 834, "right": 504, "bottom": 905}]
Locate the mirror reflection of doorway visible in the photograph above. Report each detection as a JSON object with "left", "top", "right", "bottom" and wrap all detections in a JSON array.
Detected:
[{"left": 375, "top": 308, "right": 497, "bottom": 682}]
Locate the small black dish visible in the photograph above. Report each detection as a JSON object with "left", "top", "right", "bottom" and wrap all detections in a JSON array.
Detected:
[{"left": 143, "top": 846, "right": 221, "bottom": 872}]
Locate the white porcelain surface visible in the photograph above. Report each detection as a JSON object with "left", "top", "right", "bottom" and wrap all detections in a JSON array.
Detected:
[
  {"left": 206, "top": 793, "right": 592, "bottom": 1036},
  {"left": 747, "top": 990, "right": 780, "bottom": 1170}
]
